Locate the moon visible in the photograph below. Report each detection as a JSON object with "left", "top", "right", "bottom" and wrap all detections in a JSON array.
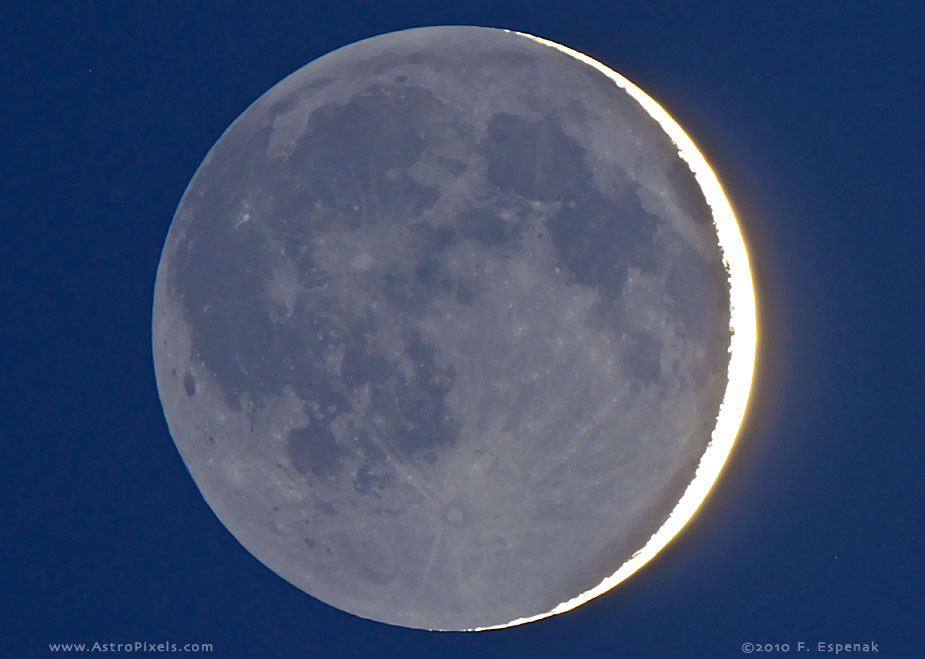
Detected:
[{"left": 152, "top": 26, "right": 756, "bottom": 631}]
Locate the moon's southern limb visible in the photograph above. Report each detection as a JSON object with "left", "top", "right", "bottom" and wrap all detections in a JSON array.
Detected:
[{"left": 152, "top": 26, "right": 756, "bottom": 631}]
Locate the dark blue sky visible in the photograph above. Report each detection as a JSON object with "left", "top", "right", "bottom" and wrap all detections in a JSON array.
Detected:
[{"left": 3, "top": 2, "right": 922, "bottom": 657}]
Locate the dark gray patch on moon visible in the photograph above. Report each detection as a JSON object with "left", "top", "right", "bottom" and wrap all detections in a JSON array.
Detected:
[
  {"left": 182, "top": 372, "right": 196, "bottom": 397},
  {"left": 152, "top": 26, "right": 731, "bottom": 631}
]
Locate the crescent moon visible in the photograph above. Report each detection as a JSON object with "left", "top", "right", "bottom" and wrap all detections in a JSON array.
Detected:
[{"left": 152, "top": 26, "right": 757, "bottom": 631}]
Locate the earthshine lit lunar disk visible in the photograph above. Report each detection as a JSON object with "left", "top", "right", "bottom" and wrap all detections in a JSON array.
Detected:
[{"left": 152, "top": 26, "right": 756, "bottom": 631}]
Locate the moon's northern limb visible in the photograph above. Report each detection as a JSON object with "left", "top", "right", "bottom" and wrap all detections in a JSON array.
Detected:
[{"left": 152, "top": 26, "right": 750, "bottom": 631}]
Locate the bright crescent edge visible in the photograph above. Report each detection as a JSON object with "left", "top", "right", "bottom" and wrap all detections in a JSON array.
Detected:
[{"left": 467, "top": 30, "right": 758, "bottom": 632}]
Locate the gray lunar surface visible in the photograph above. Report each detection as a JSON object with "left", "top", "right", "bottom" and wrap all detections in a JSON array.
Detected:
[{"left": 152, "top": 26, "right": 732, "bottom": 630}]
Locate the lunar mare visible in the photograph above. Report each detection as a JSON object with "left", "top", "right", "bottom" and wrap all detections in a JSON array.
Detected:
[{"left": 152, "top": 26, "right": 755, "bottom": 631}]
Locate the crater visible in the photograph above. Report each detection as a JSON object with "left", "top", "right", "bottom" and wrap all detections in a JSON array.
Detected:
[
  {"left": 445, "top": 506, "right": 465, "bottom": 525},
  {"left": 183, "top": 372, "right": 196, "bottom": 396}
]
